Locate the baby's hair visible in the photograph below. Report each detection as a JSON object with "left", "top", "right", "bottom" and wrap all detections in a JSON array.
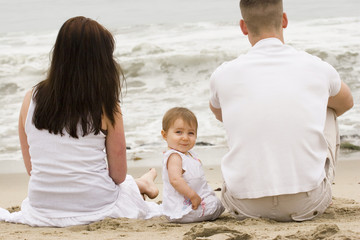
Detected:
[{"left": 162, "top": 107, "right": 198, "bottom": 133}]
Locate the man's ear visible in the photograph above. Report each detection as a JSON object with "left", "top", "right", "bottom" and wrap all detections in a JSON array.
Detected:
[
  {"left": 161, "top": 130, "right": 167, "bottom": 140},
  {"left": 240, "top": 19, "right": 249, "bottom": 35},
  {"left": 282, "top": 12, "right": 288, "bottom": 29}
]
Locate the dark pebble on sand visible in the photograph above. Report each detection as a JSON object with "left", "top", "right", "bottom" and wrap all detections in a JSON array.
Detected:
[{"left": 196, "top": 141, "right": 214, "bottom": 146}]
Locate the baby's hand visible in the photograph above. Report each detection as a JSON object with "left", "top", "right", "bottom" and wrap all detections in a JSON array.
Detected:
[{"left": 190, "top": 194, "right": 202, "bottom": 210}]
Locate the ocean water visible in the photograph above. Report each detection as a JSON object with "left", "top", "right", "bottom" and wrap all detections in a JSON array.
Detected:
[{"left": 0, "top": 0, "right": 359, "bottom": 168}]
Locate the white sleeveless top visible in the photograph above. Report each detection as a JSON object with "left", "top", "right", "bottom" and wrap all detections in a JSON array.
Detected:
[
  {"left": 0, "top": 96, "right": 162, "bottom": 227},
  {"left": 162, "top": 149, "right": 219, "bottom": 220},
  {"left": 25, "top": 97, "right": 119, "bottom": 218}
]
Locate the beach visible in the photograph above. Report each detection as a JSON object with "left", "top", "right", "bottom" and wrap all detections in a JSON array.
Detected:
[
  {"left": 0, "top": 0, "right": 360, "bottom": 239},
  {"left": 1, "top": 148, "right": 359, "bottom": 240}
]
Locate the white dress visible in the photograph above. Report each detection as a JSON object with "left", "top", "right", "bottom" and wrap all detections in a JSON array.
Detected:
[
  {"left": 161, "top": 149, "right": 224, "bottom": 223},
  {"left": 0, "top": 97, "right": 161, "bottom": 227}
]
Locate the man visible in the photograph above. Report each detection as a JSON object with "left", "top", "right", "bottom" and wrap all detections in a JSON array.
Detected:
[{"left": 209, "top": 0, "right": 353, "bottom": 221}]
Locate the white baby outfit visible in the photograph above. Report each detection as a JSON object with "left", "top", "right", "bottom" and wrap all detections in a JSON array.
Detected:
[
  {"left": 0, "top": 96, "right": 161, "bottom": 227},
  {"left": 162, "top": 149, "right": 224, "bottom": 223}
]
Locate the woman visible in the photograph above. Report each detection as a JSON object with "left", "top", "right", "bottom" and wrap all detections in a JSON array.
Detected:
[{"left": 0, "top": 16, "right": 160, "bottom": 227}]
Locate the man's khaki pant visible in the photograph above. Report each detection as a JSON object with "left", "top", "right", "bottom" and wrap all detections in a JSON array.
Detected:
[{"left": 221, "top": 108, "right": 339, "bottom": 222}]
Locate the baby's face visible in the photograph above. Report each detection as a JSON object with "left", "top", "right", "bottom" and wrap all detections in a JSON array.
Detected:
[{"left": 163, "top": 118, "right": 197, "bottom": 154}]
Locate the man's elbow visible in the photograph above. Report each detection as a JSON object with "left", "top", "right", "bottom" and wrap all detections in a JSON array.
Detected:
[
  {"left": 340, "top": 95, "right": 354, "bottom": 115},
  {"left": 332, "top": 98, "right": 354, "bottom": 116},
  {"left": 346, "top": 96, "right": 354, "bottom": 111}
]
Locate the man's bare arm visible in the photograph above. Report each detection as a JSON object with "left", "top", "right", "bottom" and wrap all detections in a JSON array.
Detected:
[
  {"left": 328, "top": 81, "right": 353, "bottom": 116},
  {"left": 209, "top": 102, "right": 223, "bottom": 122}
]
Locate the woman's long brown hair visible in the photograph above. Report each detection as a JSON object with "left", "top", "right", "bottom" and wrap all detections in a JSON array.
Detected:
[{"left": 33, "top": 16, "right": 124, "bottom": 138}]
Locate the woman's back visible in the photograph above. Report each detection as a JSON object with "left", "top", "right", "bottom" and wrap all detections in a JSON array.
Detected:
[
  {"left": 0, "top": 16, "right": 162, "bottom": 227},
  {"left": 26, "top": 97, "right": 119, "bottom": 218}
]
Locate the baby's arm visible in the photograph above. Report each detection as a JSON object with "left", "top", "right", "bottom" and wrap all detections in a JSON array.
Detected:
[{"left": 167, "top": 153, "right": 202, "bottom": 210}]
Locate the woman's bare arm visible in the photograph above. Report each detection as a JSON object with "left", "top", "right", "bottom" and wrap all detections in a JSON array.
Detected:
[
  {"left": 104, "top": 104, "right": 127, "bottom": 184},
  {"left": 19, "top": 90, "right": 32, "bottom": 176}
]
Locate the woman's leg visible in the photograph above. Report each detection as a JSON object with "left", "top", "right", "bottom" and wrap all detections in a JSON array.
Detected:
[{"left": 135, "top": 168, "right": 159, "bottom": 199}]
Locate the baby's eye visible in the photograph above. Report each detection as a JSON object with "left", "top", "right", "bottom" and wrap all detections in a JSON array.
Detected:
[
  {"left": 175, "top": 131, "right": 182, "bottom": 134},
  {"left": 188, "top": 132, "right": 195, "bottom": 135}
]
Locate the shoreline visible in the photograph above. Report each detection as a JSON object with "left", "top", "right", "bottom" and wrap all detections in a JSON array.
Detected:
[{"left": 1, "top": 146, "right": 360, "bottom": 174}]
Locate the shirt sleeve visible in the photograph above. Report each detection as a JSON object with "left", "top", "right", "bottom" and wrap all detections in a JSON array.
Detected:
[{"left": 327, "top": 63, "right": 341, "bottom": 97}]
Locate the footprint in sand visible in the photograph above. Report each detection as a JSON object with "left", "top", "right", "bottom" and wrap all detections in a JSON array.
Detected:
[
  {"left": 277, "top": 224, "right": 360, "bottom": 240},
  {"left": 183, "top": 222, "right": 252, "bottom": 240}
]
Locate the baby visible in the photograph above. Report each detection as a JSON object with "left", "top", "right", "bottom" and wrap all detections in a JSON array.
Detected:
[{"left": 161, "top": 107, "right": 224, "bottom": 223}]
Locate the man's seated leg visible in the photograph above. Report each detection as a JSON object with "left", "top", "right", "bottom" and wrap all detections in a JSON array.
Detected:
[
  {"left": 323, "top": 108, "right": 340, "bottom": 184},
  {"left": 221, "top": 180, "right": 332, "bottom": 222}
]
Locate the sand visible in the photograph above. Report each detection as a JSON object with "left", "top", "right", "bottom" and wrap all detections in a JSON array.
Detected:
[{"left": 0, "top": 148, "right": 359, "bottom": 240}]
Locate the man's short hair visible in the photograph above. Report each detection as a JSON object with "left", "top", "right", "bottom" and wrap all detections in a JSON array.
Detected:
[{"left": 240, "top": 0, "right": 283, "bottom": 36}]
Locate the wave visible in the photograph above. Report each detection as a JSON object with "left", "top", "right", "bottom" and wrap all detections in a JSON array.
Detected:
[{"left": 0, "top": 17, "right": 359, "bottom": 161}]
